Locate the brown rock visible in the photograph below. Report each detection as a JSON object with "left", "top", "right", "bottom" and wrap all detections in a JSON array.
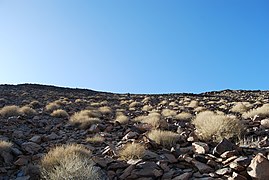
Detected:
[
  {"left": 119, "top": 164, "right": 136, "bottom": 179},
  {"left": 213, "top": 138, "right": 240, "bottom": 155},
  {"left": 14, "top": 156, "right": 29, "bottom": 166},
  {"left": 247, "top": 153, "right": 269, "bottom": 179},
  {"left": 163, "top": 153, "right": 177, "bottom": 163}
]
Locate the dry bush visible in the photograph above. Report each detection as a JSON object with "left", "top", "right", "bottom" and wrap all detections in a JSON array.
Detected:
[
  {"left": 119, "top": 143, "right": 145, "bottom": 160},
  {"left": 0, "top": 105, "right": 21, "bottom": 117},
  {"left": 45, "top": 102, "right": 60, "bottom": 112},
  {"left": 142, "top": 105, "right": 153, "bottom": 112},
  {"left": 19, "top": 106, "right": 37, "bottom": 116},
  {"left": 133, "top": 113, "right": 167, "bottom": 129},
  {"left": 242, "top": 104, "right": 269, "bottom": 119},
  {"left": 148, "top": 130, "right": 180, "bottom": 148},
  {"left": 161, "top": 109, "right": 177, "bottom": 117},
  {"left": 129, "top": 101, "right": 141, "bottom": 108},
  {"left": 70, "top": 110, "right": 101, "bottom": 129},
  {"left": 194, "top": 106, "right": 207, "bottom": 113},
  {"left": 159, "top": 100, "right": 168, "bottom": 106},
  {"left": 86, "top": 135, "right": 105, "bottom": 144},
  {"left": 187, "top": 100, "right": 199, "bottom": 108},
  {"left": 192, "top": 111, "right": 244, "bottom": 142},
  {"left": 40, "top": 144, "right": 102, "bottom": 180},
  {"left": 230, "top": 102, "right": 251, "bottom": 113},
  {"left": 29, "top": 100, "right": 42, "bottom": 108},
  {"left": 169, "top": 101, "right": 178, "bottom": 107},
  {"left": 115, "top": 114, "right": 129, "bottom": 125},
  {"left": 98, "top": 106, "right": 112, "bottom": 115},
  {"left": 51, "top": 109, "right": 69, "bottom": 118},
  {"left": 0, "top": 140, "right": 12, "bottom": 153},
  {"left": 174, "top": 112, "right": 193, "bottom": 121},
  {"left": 142, "top": 97, "right": 151, "bottom": 104}
]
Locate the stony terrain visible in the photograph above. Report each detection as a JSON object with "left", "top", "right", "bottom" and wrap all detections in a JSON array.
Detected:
[{"left": 1, "top": 84, "right": 269, "bottom": 180}]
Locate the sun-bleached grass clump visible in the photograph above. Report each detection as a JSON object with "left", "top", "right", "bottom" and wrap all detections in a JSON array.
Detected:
[
  {"left": 98, "top": 106, "right": 112, "bottom": 115},
  {"left": 142, "top": 105, "right": 153, "bottom": 112},
  {"left": 192, "top": 111, "right": 244, "bottom": 142},
  {"left": 129, "top": 101, "right": 141, "bottom": 108},
  {"left": 45, "top": 102, "right": 61, "bottom": 112},
  {"left": 119, "top": 143, "right": 146, "bottom": 161},
  {"left": 86, "top": 135, "right": 105, "bottom": 144},
  {"left": 29, "top": 100, "right": 42, "bottom": 108},
  {"left": 187, "top": 100, "right": 199, "bottom": 108},
  {"left": 194, "top": 106, "right": 207, "bottom": 113},
  {"left": 19, "top": 106, "right": 37, "bottom": 116},
  {"left": 40, "top": 144, "right": 103, "bottom": 180},
  {"left": 115, "top": 113, "right": 129, "bottom": 125},
  {"left": 174, "top": 112, "right": 193, "bottom": 121},
  {"left": 148, "top": 130, "right": 180, "bottom": 148},
  {"left": 230, "top": 102, "right": 251, "bottom": 113},
  {"left": 161, "top": 109, "right": 177, "bottom": 117},
  {"left": 242, "top": 104, "right": 269, "bottom": 119},
  {"left": 51, "top": 109, "right": 69, "bottom": 118},
  {"left": 133, "top": 113, "right": 167, "bottom": 129},
  {"left": 0, "top": 105, "right": 21, "bottom": 117},
  {"left": 0, "top": 140, "right": 12, "bottom": 153},
  {"left": 70, "top": 110, "right": 101, "bottom": 129}
]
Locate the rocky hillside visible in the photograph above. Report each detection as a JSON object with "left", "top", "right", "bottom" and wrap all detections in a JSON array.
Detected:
[{"left": 1, "top": 84, "right": 269, "bottom": 180}]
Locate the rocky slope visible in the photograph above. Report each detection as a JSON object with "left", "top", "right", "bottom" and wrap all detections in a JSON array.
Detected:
[{"left": 0, "top": 84, "right": 269, "bottom": 180}]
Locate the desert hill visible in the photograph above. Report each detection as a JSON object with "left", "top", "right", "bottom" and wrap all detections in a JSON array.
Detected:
[{"left": 1, "top": 84, "right": 269, "bottom": 179}]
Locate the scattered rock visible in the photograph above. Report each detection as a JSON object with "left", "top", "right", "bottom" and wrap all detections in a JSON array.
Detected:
[
  {"left": 247, "top": 153, "right": 269, "bottom": 179},
  {"left": 192, "top": 142, "right": 209, "bottom": 154}
]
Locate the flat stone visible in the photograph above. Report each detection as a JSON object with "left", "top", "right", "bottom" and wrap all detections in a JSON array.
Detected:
[
  {"left": 119, "top": 164, "right": 135, "bottom": 179},
  {"left": 29, "top": 135, "right": 41, "bottom": 143},
  {"left": 215, "top": 167, "right": 232, "bottom": 176},
  {"left": 131, "top": 161, "right": 162, "bottom": 177},
  {"left": 1, "top": 151, "right": 14, "bottom": 164},
  {"left": 192, "top": 142, "right": 209, "bottom": 154},
  {"left": 172, "top": 172, "right": 192, "bottom": 180},
  {"left": 14, "top": 156, "right": 29, "bottom": 166},
  {"left": 163, "top": 153, "right": 177, "bottom": 163},
  {"left": 247, "top": 153, "right": 269, "bottom": 179},
  {"left": 213, "top": 138, "right": 240, "bottom": 155},
  {"left": 192, "top": 160, "right": 214, "bottom": 173},
  {"left": 21, "top": 142, "right": 41, "bottom": 154}
]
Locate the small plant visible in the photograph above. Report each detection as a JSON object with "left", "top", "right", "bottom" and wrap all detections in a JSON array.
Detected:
[
  {"left": 45, "top": 102, "right": 60, "bottom": 112},
  {"left": 51, "top": 109, "right": 69, "bottom": 118},
  {"left": 119, "top": 143, "right": 146, "bottom": 160},
  {"left": 133, "top": 113, "right": 167, "bottom": 129},
  {"left": 115, "top": 114, "right": 129, "bottom": 125},
  {"left": 19, "top": 106, "right": 37, "bottom": 116},
  {"left": 0, "top": 105, "right": 21, "bottom": 117},
  {"left": 0, "top": 140, "right": 12, "bottom": 153},
  {"left": 40, "top": 144, "right": 103, "bottom": 180},
  {"left": 98, "top": 106, "right": 112, "bottom": 115},
  {"left": 230, "top": 102, "right": 251, "bottom": 113},
  {"left": 70, "top": 110, "right": 101, "bottom": 129},
  {"left": 192, "top": 111, "right": 244, "bottom": 142},
  {"left": 161, "top": 109, "right": 177, "bottom": 117},
  {"left": 242, "top": 104, "right": 269, "bottom": 119},
  {"left": 86, "top": 135, "right": 105, "bottom": 144},
  {"left": 174, "top": 112, "right": 193, "bottom": 121},
  {"left": 187, "top": 100, "right": 199, "bottom": 108},
  {"left": 148, "top": 130, "right": 180, "bottom": 148}
]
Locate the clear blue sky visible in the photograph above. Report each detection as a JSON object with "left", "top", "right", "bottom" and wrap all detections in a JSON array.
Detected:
[{"left": 0, "top": 1, "right": 268, "bottom": 94}]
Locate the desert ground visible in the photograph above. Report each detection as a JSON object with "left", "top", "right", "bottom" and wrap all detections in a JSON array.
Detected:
[{"left": 1, "top": 84, "right": 269, "bottom": 180}]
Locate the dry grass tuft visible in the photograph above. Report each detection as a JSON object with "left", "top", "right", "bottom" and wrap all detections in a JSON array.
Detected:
[
  {"left": 119, "top": 143, "right": 146, "bottom": 161},
  {"left": 86, "top": 135, "right": 105, "bottom": 144},
  {"left": 19, "top": 106, "right": 37, "bottom": 116},
  {"left": 70, "top": 110, "right": 101, "bottom": 129},
  {"left": 187, "top": 100, "right": 199, "bottom": 108},
  {"left": 142, "top": 105, "right": 153, "bottom": 111},
  {"left": 129, "top": 101, "right": 141, "bottom": 108},
  {"left": 161, "top": 109, "right": 177, "bottom": 117},
  {"left": 192, "top": 111, "right": 244, "bottom": 142},
  {"left": 40, "top": 144, "right": 102, "bottom": 180},
  {"left": 0, "top": 140, "right": 13, "bottom": 153},
  {"left": 148, "top": 130, "right": 180, "bottom": 148},
  {"left": 230, "top": 102, "right": 251, "bottom": 113},
  {"left": 45, "top": 102, "right": 61, "bottom": 112},
  {"left": 115, "top": 114, "right": 129, "bottom": 125},
  {"left": 0, "top": 105, "right": 21, "bottom": 117},
  {"left": 133, "top": 113, "right": 167, "bottom": 129},
  {"left": 242, "top": 104, "right": 269, "bottom": 119},
  {"left": 98, "top": 106, "right": 112, "bottom": 115},
  {"left": 51, "top": 109, "right": 69, "bottom": 118},
  {"left": 174, "top": 112, "right": 193, "bottom": 121}
]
